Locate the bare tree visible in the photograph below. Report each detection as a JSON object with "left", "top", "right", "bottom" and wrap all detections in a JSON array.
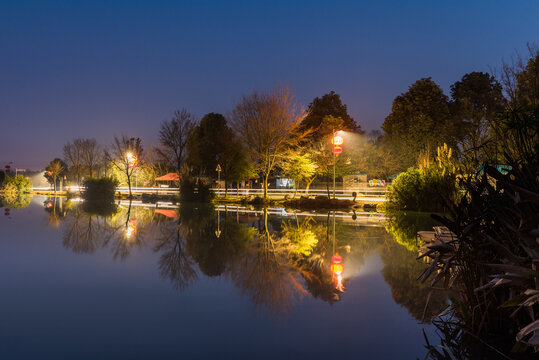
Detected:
[
  {"left": 63, "top": 139, "right": 84, "bottom": 185},
  {"left": 230, "top": 84, "right": 309, "bottom": 198},
  {"left": 105, "top": 136, "right": 143, "bottom": 198},
  {"left": 157, "top": 109, "right": 196, "bottom": 176},
  {"left": 81, "top": 138, "right": 102, "bottom": 177}
]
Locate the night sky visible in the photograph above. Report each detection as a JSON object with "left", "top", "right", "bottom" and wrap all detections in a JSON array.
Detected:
[{"left": 1, "top": 0, "right": 538, "bottom": 170}]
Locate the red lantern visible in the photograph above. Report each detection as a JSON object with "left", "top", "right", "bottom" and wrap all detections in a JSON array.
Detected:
[
  {"left": 332, "top": 145, "right": 342, "bottom": 154},
  {"left": 5, "top": 165, "right": 11, "bottom": 173}
]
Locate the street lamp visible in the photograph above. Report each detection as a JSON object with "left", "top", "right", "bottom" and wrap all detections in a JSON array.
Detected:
[{"left": 331, "top": 130, "right": 343, "bottom": 200}]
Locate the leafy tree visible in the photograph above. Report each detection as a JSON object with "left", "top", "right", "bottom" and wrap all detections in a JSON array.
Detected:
[
  {"left": 105, "top": 136, "right": 143, "bottom": 198},
  {"left": 44, "top": 158, "right": 68, "bottom": 193},
  {"left": 300, "top": 91, "right": 363, "bottom": 140},
  {"left": 282, "top": 152, "right": 317, "bottom": 196},
  {"left": 231, "top": 85, "right": 309, "bottom": 199},
  {"left": 382, "top": 78, "right": 455, "bottom": 168},
  {"left": 187, "top": 113, "right": 232, "bottom": 177},
  {"left": 450, "top": 72, "right": 505, "bottom": 168},
  {"left": 500, "top": 43, "right": 539, "bottom": 109},
  {"left": 157, "top": 108, "right": 196, "bottom": 176}
]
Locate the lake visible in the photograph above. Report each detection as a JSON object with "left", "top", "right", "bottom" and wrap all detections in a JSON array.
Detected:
[{"left": 0, "top": 196, "right": 444, "bottom": 359}]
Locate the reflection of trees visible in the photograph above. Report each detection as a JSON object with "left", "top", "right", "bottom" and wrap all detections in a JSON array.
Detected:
[
  {"left": 227, "top": 209, "right": 307, "bottom": 317},
  {"left": 153, "top": 215, "right": 197, "bottom": 290},
  {"left": 379, "top": 242, "right": 449, "bottom": 322},
  {"left": 44, "top": 197, "right": 67, "bottom": 227},
  {"left": 61, "top": 201, "right": 154, "bottom": 260},
  {"left": 57, "top": 200, "right": 449, "bottom": 322},
  {"left": 63, "top": 206, "right": 107, "bottom": 253}
]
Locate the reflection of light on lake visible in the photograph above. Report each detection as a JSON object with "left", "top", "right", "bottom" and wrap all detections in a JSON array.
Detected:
[{"left": 343, "top": 254, "right": 383, "bottom": 280}]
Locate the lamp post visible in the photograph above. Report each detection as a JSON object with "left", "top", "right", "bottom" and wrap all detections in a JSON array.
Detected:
[
  {"left": 331, "top": 130, "right": 343, "bottom": 200},
  {"left": 216, "top": 164, "right": 222, "bottom": 195}
]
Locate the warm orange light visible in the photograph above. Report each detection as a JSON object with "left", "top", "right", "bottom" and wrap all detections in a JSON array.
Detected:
[
  {"left": 331, "top": 263, "right": 344, "bottom": 275},
  {"left": 126, "top": 219, "right": 137, "bottom": 237}
]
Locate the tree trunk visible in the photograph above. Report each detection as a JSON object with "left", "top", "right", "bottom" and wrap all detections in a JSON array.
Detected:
[
  {"left": 225, "top": 179, "right": 228, "bottom": 198},
  {"left": 53, "top": 176, "right": 57, "bottom": 194},
  {"left": 263, "top": 173, "right": 269, "bottom": 199},
  {"left": 305, "top": 176, "right": 316, "bottom": 196},
  {"left": 127, "top": 174, "right": 132, "bottom": 198}
]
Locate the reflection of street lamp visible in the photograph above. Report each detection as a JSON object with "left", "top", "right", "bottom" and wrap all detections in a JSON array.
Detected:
[
  {"left": 331, "top": 130, "right": 343, "bottom": 200},
  {"left": 126, "top": 152, "right": 138, "bottom": 188},
  {"left": 330, "top": 211, "right": 345, "bottom": 294}
]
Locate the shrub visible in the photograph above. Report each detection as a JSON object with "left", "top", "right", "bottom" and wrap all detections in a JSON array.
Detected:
[
  {"left": 387, "top": 144, "right": 459, "bottom": 212},
  {"left": 82, "top": 177, "right": 118, "bottom": 202},
  {"left": 1, "top": 175, "right": 32, "bottom": 193},
  {"left": 180, "top": 178, "right": 214, "bottom": 203}
]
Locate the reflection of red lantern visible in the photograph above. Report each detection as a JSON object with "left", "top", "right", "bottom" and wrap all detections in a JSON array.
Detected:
[
  {"left": 126, "top": 219, "right": 137, "bottom": 237},
  {"left": 331, "top": 254, "right": 343, "bottom": 275},
  {"left": 331, "top": 254, "right": 345, "bottom": 293},
  {"left": 4, "top": 208, "right": 10, "bottom": 216},
  {"left": 46, "top": 201, "right": 53, "bottom": 208}
]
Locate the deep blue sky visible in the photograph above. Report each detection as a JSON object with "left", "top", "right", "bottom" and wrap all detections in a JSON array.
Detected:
[{"left": 1, "top": 0, "right": 538, "bottom": 170}]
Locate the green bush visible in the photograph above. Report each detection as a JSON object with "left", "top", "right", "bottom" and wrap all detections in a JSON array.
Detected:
[
  {"left": 81, "top": 177, "right": 118, "bottom": 216},
  {"left": 0, "top": 193, "right": 32, "bottom": 209},
  {"left": 82, "top": 177, "right": 118, "bottom": 202},
  {"left": 1, "top": 175, "right": 32, "bottom": 193},
  {"left": 180, "top": 178, "right": 214, "bottom": 203},
  {"left": 387, "top": 167, "right": 459, "bottom": 212}
]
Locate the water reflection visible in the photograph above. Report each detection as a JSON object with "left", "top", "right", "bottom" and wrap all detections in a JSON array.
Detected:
[{"left": 42, "top": 198, "right": 448, "bottom": 321}]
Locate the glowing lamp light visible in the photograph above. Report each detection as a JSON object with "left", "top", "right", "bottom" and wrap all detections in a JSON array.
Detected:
[
  {"left": 126, "top": 219, "right": 137, "bottom": 238},
  {"left": 331, "top": 135, "right": 344, "bottom": 146},
  {"left": 331, "top": 254, "right": 344, "bottom": 275}
]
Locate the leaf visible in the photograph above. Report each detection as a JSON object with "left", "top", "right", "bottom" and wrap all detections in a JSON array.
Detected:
[
  {"left": 499, "top": 293, "right": 532, "bottom": 308},
  {"left": 516, "top": 319, "right": 539, "bottom": 343}
]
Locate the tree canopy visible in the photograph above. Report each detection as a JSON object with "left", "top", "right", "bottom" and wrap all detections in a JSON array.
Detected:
[
  {"left": 382, "top": 78, "right": 455, "bottom": 168},
  {"left": 300, "top": 91, "right": 363, "bottom": 140}
]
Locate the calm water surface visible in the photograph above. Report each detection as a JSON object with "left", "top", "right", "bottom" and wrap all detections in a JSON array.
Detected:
[{"left": 0, "top": 196, "right": 443, "bottom": 359}]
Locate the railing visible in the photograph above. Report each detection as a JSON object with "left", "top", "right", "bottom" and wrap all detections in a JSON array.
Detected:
[{"left": 33, "top": 186, "right": 388, "bottom": 201}]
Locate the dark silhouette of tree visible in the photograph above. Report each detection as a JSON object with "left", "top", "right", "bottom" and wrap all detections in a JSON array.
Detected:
[
  {"left": 450, "top": 72, "right": 505, "bottom": 168},
  {"left": 382, "top": 78, "right": 455, "bottom": 168},
  {"left": 157, "top": 108, "right": 196, "bottom": 176},
  {"left": 300, "top": 91, "right": 363, "bottom": 140}
]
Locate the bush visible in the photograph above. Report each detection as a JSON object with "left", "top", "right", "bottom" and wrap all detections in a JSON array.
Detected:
[
  {"left": 1, "top": 175, "right": 32, "bottom": 193},
  {"left": 180, "top": 178, "right": 214, "bottom": 203},
  {"left": 81, "top": 177, "right": 118, "bottom": 216},
  {"left": 387, "top": 167, "right": 458, "bottom": 212},
  {"left": 82, "top": 177, "right": 118, "bottom": 202}
]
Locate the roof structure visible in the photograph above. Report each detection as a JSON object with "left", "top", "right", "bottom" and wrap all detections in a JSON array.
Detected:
[{"left": 155, "top": 173, "right": 180, "bottom": 181}]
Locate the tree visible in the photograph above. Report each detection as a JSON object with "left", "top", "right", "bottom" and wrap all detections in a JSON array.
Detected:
[
  {"left": 157, "top": 108, "right": 196, "bottom": 176},
  {"left": 105, "top": 136, "right": 143, "bottom": 198},
  {"left": 382, "top": 77, "right": 455, "bottom": 168},
  {"left": 300, "top": 91, "right": 363, "bottom": 140},
  {"left": 500, "top": 43, "right": 539, "bottom": 109},
  {"left": 450, "top": 72, "right": 505, "bottom": 168},
  {"left": 282, "top": 152, "right": 317, "bottom": 197},
  {"left": 231, "top": 84, "right": 309, "bottom": 199},
  {"left": 63, "top": 139, "right": 84, "bottom": 185},
  {"left": 81, "top": 138, "right": 102, "bottom": 177},
  {"left": 44, "top": 158, "right": 68, "bottom": 193},
  {"left": 186, "top": 113, "right": 232, "bottom": 177}
]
